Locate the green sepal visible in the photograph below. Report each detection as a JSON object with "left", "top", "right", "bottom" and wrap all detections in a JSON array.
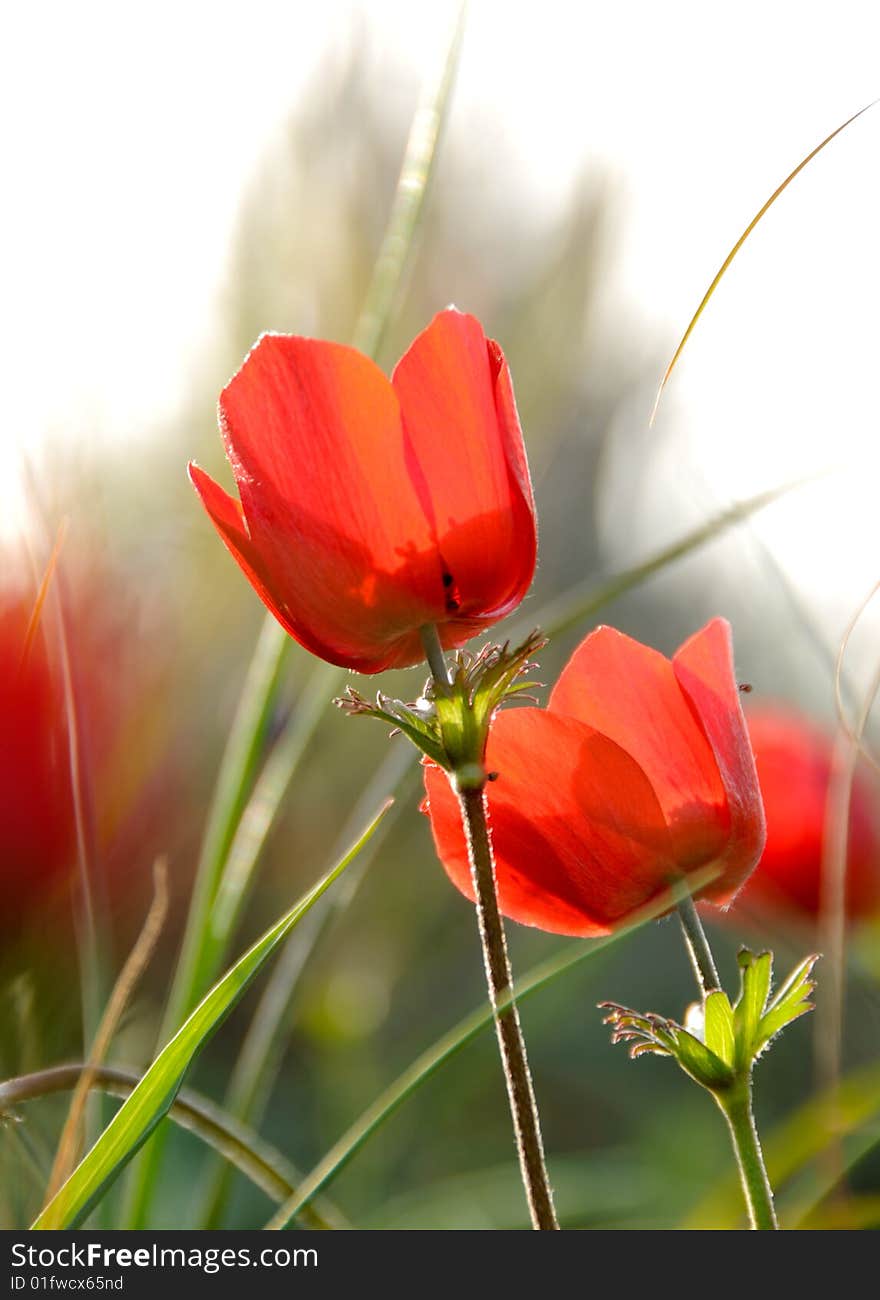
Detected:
[
  {"left": 733, "top": 948, "right": 773, "bottom": 1070},
  {"left": 336, "top": 688, "right": 449, "bottom": 768},
  {"left": 600, "top": 1002, "right": 735, "bottom": 1091},
  {"left": 755, "top": 953, "right": 820, "bottom": 1052},
  {"left": 730, "top": 948, "right": 819, "bottom": 1065},
  {"left": 601, "top": 948, "right": 819, "bottom": 1095},
  {"left": 336, "top": 632, "right": 546, "bottom": 784},
  {"left": 704, "top": 990, "right": 735, "bottom": 1068}
]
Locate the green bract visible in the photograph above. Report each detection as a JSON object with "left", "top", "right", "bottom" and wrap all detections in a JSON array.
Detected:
[
  {"left": 601, "top": 948, "right": 819, "bottom": 1095},
  {"left": 337, "top": 631, "right": 545, "bottom": 785}
]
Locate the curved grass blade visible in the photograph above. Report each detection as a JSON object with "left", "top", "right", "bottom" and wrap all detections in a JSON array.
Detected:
[
  {"left": 351, "top": 0, "right": 466, "bottom": 362},
  {"left": 264, "top": 872, "right": 714, "bottom": 1230},
  {"left": 651, "top": 99, "right": 878, "bottom": 425},
  {"left": 1, "top": 1064, "right": 344, "bottom": 1230},
  {"left": 521, "top": 479, "right": 804, "bottom": 643},
  {"left": 18, "top": 518, "right": 66, "bottom": 673},
  {"left": 198, "top": 660, "right": 340, "bottom": 993},
  {"left": 835, "top": 579, "right": 880, "bottom": 772},
  {"left": 33, "top": 801, "right": 391, "bottom": 1230},
  {"left": 159, "top": 617, "right": 289, "bottom": 1039},
  {"left": 44, "top": 859, "right": 169, "bottom": 1206},
  {"left": 199, "top": 745, "right": 415, "bottom": 1227},
  {"left": 123, "top": 619, "right": 289, "bottom": 1227}
]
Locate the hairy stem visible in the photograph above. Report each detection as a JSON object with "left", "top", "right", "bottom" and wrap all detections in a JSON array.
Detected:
[
  {"left": 457, "top": 784, "right": 559, "bottom": 1230},
  {"left": 675, "top": 894, "right": 777, "bottom": 1229},
  {"left": 676, "top": 894, "right": 720, "bottom": 993},
  {"left": 420, "top": 622, "right": 452, "bottom": 686},
  {"left": 716, "top": 1083, "right": 779, "bottom": 1230}
]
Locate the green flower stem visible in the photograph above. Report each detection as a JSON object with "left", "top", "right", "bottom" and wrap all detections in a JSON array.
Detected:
[
  {"left": 676, "top": 894, "right": 720, "bottom": 993},
  {"left": 676, "top": 895, "right": 778, "bottom": 1229},
  {"left": 457, "top": 784, "right": 559, "bottom": 1230},
  {"left": 716, "top": 1082, "right": 779, "bottom": 1230},
  {"left": 420, "top": 622, "right": 452, "bottom": 686}
]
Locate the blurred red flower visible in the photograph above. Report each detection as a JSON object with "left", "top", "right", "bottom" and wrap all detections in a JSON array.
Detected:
[
  {"left": 734, "top": 705, "right": 880, "bottom": 921},
  {"left": 0, "top": 589, "right": 74, "bottom": 915},
  {"left": 1, "top": 551, "right": 178, "bottom": 936},
  {"left": 189, "top": 309, "right": 536, "bottom": 673},
  {"left": 423, "top": 618, "right": 765, "bottom": 937}
]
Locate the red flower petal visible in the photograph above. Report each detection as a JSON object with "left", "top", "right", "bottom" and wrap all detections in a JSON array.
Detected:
[
  {"left": 672, "top": 618, "right": 765, "bottom": 903},
  {"left": 392, "top": 310, "right": 537, "bottom": 633},
  {"left": 548, "top": 625, "right": 730, "bottom": 874},
  {"left": 423, "top": 708, "right": 677, "bottom": 937},
  {"left": 216, "top": 334, "right": 449, "bottom": 671},
  {"left": 737, "top": 706, "right": 880, "bottom": 920},
  {"left": 189, "top": 462, "right": 293, "bottom": 633}
]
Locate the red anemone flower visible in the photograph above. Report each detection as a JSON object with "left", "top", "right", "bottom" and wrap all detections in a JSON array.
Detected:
[
  {"left": 423, "top": 618, "right": 765, "bottom": 938},
  {"left": 733, "top": 705, "right": 880, "bottom": 921},
  {"left": 0, "top": 589, "right": 73, "bottom": 915},
  {"left": 189, "top": 309, "right": 537, "bottom": 673}
]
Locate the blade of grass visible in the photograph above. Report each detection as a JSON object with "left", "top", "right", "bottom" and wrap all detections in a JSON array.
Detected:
[
  {"left": 196, "top": 660, "right": 340, "bottom": 996},
  {"left": 18, "top": 518, "right": 66, "bottom": 674},
  {"left": 835, "top": 578, "right": 880, "bottom": 773},
  {"left": 351, "top": 0, "right": 466, "bottom": 361},
  {"left": 1, "top": 1064, "right": 343, "bottom": 1230},
  {"left": 520, "top": 479, "right": 804, "bottom": 643},
  {"left": 122, "top": 617, "right": 289, "bottom": 1226},
  {"left": 159, "top": 616, "right": 288, "bottom": 1036},
  {"left": 43, "top": 540, "right": 108, "bottom": 1163},
  {"left": 264, "top": 873, "right": 715, "bottom": 1230},
  {"left": 814, "top": 653, "right": 880, "bottom": 1200},
  {"left": 198, "top": 744, "right": 416, "bottom": 1226},
  {"left": 651, "top": 99, "right": 878, "bottom": 424},
  {"left": 34, "top": 801, "right": 391, "bottom": 1230},
  {"left": 24, "top": 511, "right": 105, "bottom": 1056}
]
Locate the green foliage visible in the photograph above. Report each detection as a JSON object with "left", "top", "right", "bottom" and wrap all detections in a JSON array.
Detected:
[
  {"left": 339, "top": 633, "right": 545, "bottom": 786},
  {"left": 32, "top": 804, "right": 390, "bottom": 1230},
  {"left": 602, "top": 949, "right": 819, "bottom": 1097},
  {"left": 753, "top": 953, "right": 819, "bottom": 1054}
]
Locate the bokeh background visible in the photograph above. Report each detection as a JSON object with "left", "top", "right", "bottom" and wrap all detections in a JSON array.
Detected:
[{"left": 3, "top": 0, "right": 880, "bottom": 1229}]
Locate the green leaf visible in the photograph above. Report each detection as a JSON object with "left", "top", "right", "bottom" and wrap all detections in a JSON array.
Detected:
[
  {"left": 757, "top": 954, "right": 819, "bottom": 1050},
  {"left": 703, "top": 991, "right": 735, "bottom": 1068},
  {"left": 733, "top": 949, "right": 773, "bottom": 1069},
  {"left": 32, "top": 802, "right": 391, "bottom": 1230},
  {"left": 673, "top": 1027, "right": 735, "bottom": 1090}
]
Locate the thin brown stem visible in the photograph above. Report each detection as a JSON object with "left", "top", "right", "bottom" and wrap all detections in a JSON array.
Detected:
[
  {"left": 43, "top": 859, "right": 169, "bottom": 1210},
  {"left": 457, "top": 784, "right": 559, "bottom": 1230},
  {"left": 676, "top": 894, "right": 721, "bottom": 993}
]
